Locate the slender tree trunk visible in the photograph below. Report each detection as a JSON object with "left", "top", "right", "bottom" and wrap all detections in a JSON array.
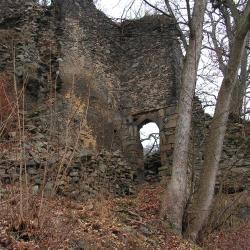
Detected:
[
  {"left": 161, "top": 0, "right": 208, "bottom": 233},
  {"left": 185, "top": 3, "right": 250, "bottom": 241},
  {"left": 230, "top": 34, "right": 249, "bottom": 119},
  {"left": 230, "top": 80, "right": 246, "bottom": 119}
]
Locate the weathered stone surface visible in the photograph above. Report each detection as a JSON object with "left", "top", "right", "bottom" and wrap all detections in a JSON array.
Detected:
[
  {"left": 0, "top": 0, "right": 183, "bottom": 175},
  {"left": 0, "top": 0, "right": 249, "bottom": 201}
]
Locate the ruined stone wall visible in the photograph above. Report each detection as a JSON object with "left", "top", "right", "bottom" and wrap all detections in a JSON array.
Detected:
[
  {"left": 55, "top": 0, "right": 123, "bottom": 150},
  {"left": 0, "top": 0, "right": 121, "bottom": 151},
  {"left": 0, "top": 0, "right": 60, "bottom": 99},
  {"left": 0, "top": 0, "right": 208, "bottom": 184},
  {"left": 120, "top": 16, "right": 181, "bottom": 115},
  {"left": 0, "top": 0, "right": 183, "bottom": 174},
  {"left": 0, "top": 0, "right": 249, "bottom": 196},
  {"left": 0, "top": 148, "right": 136, "bottom": 200},
  {"left": 118, "top": 16, "right": 182, "bottom": 171}
]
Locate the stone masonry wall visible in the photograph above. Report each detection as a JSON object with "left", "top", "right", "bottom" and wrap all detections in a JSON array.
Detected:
[
  {"left": 0, "top": 0, "right": 60, "bottom": 99},
  {"left": 120, "top": 16, "right": 181, "bottom": 115},
  {"left": 0, "top": 0, "right": 183, "bottom": 176},
  {"left": 55, "top": 0, "right": 122, "bottom": 150},
  {"left": 0, "top": 0, "right": 249, "bottom": 198},
  {"left": 118, "top": 16, "right": 182, "bottom": 172}
]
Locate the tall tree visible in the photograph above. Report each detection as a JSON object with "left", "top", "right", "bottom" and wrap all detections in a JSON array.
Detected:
[
  {"left": 185, "top": 0, "right": 250, "bottom": 240},
  {"left": 207, "top": 1, "right": 250, "bottom": 120},
  {"left": 161, "top": 0, "right": 208, "bottom": 233},
  {"left": 230, "top": 33, "right": 249, "bottom": 119}
]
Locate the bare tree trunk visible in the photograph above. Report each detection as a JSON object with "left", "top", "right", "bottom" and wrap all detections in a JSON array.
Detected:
[
  {"left": 208, "top": 4, "right": 249, "bottom": 121},
  {"left": 185, "top": 3, "right": 250, "bottom": 241},
  {"left": 161, "top": 0, "right": 208, "bottom": 233},
  {"left": 230, "top": 34, "right": 249, "bottom": 119}
]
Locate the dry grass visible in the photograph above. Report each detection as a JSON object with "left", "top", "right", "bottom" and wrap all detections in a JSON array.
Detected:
[
  {"left": 0, "top": 181, "right": 249, "bottom": 249},
  {"left": 0, "top": 73, "right": 16, "bottom": 134},
  {"left": 206, "top": 192, "right": 249, "bottom": 234},
  {"left": 202, "top": 223, "right": 250, "bottom": 250},
  {"left": 0, "top": 183, "right": 202, "bottom": 250}
]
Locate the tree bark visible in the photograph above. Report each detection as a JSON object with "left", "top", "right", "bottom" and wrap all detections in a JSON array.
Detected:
[
  {"left": 230, "top": 34, "right": 249, "bottom": 119},
  {"left": 161, "top": 0, "right": 208, "bottom": 233},
  {"left": 208, "top": 3, "right": 249, "bottom": 120},
  {"left": 185, "top": 2, "right": 250, "bottom": 241}
]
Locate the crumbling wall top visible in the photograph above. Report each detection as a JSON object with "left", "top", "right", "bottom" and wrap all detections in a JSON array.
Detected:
[
  {"left": 54, "top": 0, "right": 95, "bottom": 17},
  {"left": 121, "top": 15, "right": 177, "bottom": 35}
]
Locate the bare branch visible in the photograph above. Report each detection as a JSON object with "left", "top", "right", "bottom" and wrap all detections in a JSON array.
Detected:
[
  {"left": 223, "top": 0, "right": 241, "bottom": 21},
  {"left": 164, "top": 0, "right": 188, "bottom": 51},
  {"left": 142, "top": 0, "right": 171, "bottom": 17},
  {"left": 185, "top": 0, "right": 192, "bottom": 28},
  {"left": 207, "top": 11, "right": 226, "bottom": 74}
]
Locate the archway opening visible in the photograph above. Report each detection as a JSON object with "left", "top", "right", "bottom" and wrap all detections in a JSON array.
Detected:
[
  {"left": 38, "top": 0, "right": 52, "bottom": 6},
  {"left": 140, "top": 122, "right": 159, "bottom": 155},
  {"left": 139, "top": 122, "right": 161, "bottom": 181}
]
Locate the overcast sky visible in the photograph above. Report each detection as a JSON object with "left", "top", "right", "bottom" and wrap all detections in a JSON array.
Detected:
[{"left": 96, "top": 0, "right": 159, "bottom": 19}]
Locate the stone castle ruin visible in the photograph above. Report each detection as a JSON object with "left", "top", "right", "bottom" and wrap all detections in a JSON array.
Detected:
[{"left": 0, "top": 0, "right": 249, "bottom": 197}]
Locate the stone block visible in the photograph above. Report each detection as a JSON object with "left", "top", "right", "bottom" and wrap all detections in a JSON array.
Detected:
[
  {"left": 167, "top": 134, "right": 175, "bottom": 144},
  {"left": 165, "top": 118, "right": 177, "bottom": 128},
  {"left": 0, "top": 169, "right": 6, "bottom": 175}
]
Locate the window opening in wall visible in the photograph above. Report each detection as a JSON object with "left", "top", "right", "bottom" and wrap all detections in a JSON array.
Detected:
[{"left": 139, "top": 122, "right": 161, "bottom": 181}]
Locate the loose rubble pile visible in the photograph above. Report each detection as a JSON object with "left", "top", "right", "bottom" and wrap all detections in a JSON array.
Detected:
[
  {"left": 0, "top": 148, "right": 136, "bottom": 201},
  {"left": 143, "top": 152, "right": 161, "bottom": 182},
  {"left": 59, "top": 150, "right": 136, "bottom": 200},
  {"left": 0, "top": 107, "right": 136, "bottom": 201},
  {"left": 0, "top": 112, "right": 249, "bottom": 201}
]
